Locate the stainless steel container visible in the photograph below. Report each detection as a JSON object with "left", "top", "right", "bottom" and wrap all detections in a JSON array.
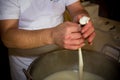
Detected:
[{"left": 24, "top": 49, "right": 120, "bottom": 80}]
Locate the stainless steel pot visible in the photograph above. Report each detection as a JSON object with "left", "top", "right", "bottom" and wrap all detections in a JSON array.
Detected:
[{"left": 24, "top": 49, "right": 120, "bottom": 80}]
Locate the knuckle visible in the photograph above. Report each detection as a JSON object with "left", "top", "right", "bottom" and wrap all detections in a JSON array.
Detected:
[{"left": 93, "top": 32, "right": 96, "bottom": 37}]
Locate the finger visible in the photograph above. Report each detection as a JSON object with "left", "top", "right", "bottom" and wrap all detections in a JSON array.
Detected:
[
  {"left": 82, "top": 26, "right": 95, "bottom": 39},
  {"left": 67, "top": 24, "right": 81, "bottom": 33},
  {"left": 81, "top": 21, "right": 93, "bottom": 33},
  {"left": 64, "top": 38, "right": 85, "bottom": 46},
  {"left": 67, "top": 32, "right": 82, "bottom": 40},
  {"left": 87, "top": 31, "right": 96, "bottom": 45},
  {"left": 64, "top": 43, "right": 85, "bottom": 50}
]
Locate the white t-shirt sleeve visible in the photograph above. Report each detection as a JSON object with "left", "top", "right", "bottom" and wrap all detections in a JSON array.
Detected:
[
  {"left": 0, "top": 0, "right": 20, "bottom": 20},
  {"left": 65, "top": 0, "right": 79, "bottom": 6}
]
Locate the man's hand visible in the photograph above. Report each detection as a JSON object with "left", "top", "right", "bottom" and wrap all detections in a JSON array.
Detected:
[
  {"left": 51, "top": 21, "right": 85, "bottom": 50},
  {"left": 73, "top": 14, "right": 96, "bottom": 45},
  {"left": 67, "top": 1, "right": 96, "bottom": 45},
  {"left": 81, "top": 20, "right": 96, "bottom": 45}
]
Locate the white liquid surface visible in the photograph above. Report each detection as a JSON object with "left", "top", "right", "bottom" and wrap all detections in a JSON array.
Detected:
[{"left": 44, "top": 70, "right": 105, "bottom": 80}]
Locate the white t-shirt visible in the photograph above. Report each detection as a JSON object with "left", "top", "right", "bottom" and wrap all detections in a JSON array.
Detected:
[{"left": 0, "top": 0, "right": 78, "bottom": 80}]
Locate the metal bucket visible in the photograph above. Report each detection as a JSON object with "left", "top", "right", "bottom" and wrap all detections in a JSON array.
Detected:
[{"left": 23, "top": 49, "right": 120, "bottom": 80}]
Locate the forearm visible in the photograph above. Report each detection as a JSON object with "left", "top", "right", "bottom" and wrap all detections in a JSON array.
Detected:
[
  {"left": 67, "top": 1, "right": 89, "bottom": 20},
  {"left": 1, "top": 28, "right": 53, "bottom": 49}
]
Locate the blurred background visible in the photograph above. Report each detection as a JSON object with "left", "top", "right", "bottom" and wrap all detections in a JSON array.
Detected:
[{"left": 83, "top": 0, "right": 120, "bottom": 21}]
